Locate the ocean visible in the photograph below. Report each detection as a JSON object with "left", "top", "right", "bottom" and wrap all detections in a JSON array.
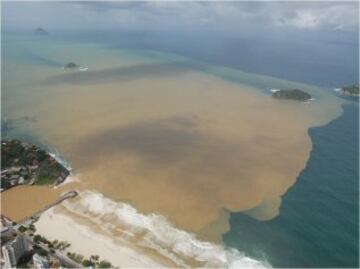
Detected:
[
  {"left": 1, "top": 30, "right": 358, "bottom": 268},
  {"left": 224, "top": 101, "right": 359, "bottom": 267}
]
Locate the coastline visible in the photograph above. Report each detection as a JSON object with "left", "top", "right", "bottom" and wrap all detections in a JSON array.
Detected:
[
  {"left": 34, "top": 208, "right": 170, "bottom": 268},
  {"left": 33, "top": 190, "right": 270, "bottom": 268},
  {"left": 224, "top": 103, "right": 359, "bottom": 267},
  {"left": 1, "top": 30, "right": 352, "bottom": 269}
]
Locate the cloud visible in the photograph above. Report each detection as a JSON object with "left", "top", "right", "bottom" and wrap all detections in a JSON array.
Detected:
[
  {"left": 65, "top": 1, "right": 360, "bottom": 32},
  {"left": 270, "top": 2, "right": 359, "bottom": 30},
  {"left": 2, "top": 1, "right": 358, "bottom": 32}
]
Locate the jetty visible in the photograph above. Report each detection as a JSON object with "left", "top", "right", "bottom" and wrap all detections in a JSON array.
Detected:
[{"left": 16, "top": 190, "right": 78, "bottom": 226}]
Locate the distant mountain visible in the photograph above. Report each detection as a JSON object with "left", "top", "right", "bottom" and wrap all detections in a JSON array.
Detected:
[{"left": 34, "top": 28, "right": 49, "bottom": 35}]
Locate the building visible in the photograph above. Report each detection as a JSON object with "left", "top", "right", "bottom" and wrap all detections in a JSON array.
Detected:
[
  {"left": 48, "top": 256, "right": 62, "bottom": 268},
  {"left": 1, "top": 234, "right": 30, "bottom": 268},
  {"left": 32, "top": 253, "right": 49, "bottom": 269}
]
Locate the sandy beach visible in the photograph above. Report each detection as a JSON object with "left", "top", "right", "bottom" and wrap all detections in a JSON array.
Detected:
[
  {"left": 34, "top": 208, "right": 168, "bottom": 268},
  {"left": 33, "top": 190, "right": 269, "bottom": 268}
]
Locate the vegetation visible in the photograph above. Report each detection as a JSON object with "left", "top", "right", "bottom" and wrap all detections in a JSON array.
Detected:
[
  {"left": 272, "top": 89, "right": 312, "bottom": 101},
  {"left": 64, "top": 62, "right": 78, "bottom": 68},
  {"left": 18, "top": 223, "right": 110, "bottom": 268},
  {"left": 98, "top": 260, "right": 112, "bottom": 268},
  {"left": 29, "top": 224, "right": 36, "bottom": 233},
  {"left": 82, "top": 259, "right": 96, "bottom": 267},
  {"left": 67, "top": 252, "right": 84, "bottom": 264},
  {"left": 33, "top": 234, "right": 71, "bottom": 251},
  {"left": 33, "top": 234, "right": 49, "bottom": 245},
  {"left": 1, "top": 138, "right": 69, "bottom": 190},
  {"left": 35, "top": 159, "right": 68, "bottom": 185},
  {"left": 18, "top": 225, "right": 27, "bottom": 233},
  {"left": 53, "top": 240, "right": 71, "bottom": 250},
  {"left": 341, "top": 84, "right": 359, "bottom": 96},
  {"left": 67, "top": 252, "right": 113, "bottom": 268}
]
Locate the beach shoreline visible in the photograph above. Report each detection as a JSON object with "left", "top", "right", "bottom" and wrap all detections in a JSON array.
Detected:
[
  {"left": 34, "top": 208, "right": 170, "bottom": 268},
  {"left": 32, "top": 190, "right": 270, "bottom": 268}
]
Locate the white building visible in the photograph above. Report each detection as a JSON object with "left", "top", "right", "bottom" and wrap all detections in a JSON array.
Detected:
[
  {"left": 1, "top": 235, "right": 30, "bottom": 268},
  {"left": 32, "top": 253, "right": 49, "bottom": 269}
]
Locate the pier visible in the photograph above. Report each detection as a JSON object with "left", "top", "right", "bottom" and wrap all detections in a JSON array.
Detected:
[{"left": 1, "top": 190, "right": 81, "bottom": 268}]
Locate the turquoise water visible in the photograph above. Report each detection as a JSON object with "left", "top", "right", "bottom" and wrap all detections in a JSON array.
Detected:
[{"left": 224, "top": 100, "right": 359, "bottom": 267}]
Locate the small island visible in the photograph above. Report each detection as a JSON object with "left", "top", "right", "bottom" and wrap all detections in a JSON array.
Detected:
[
  {"left": 340, "top": 84, "right": 359, "bottom": 96},
  {"left": 272, "top": 89, "right": 312, "bottom": 102},
  {"left": 1, "top": 139, "right": 70, "bottom": 191},
  {"left": 64, "top": 62, "right": 79, "bottom": 69},
  {"left": 34, "top": 28, "right": 49, "bottom": 35}
]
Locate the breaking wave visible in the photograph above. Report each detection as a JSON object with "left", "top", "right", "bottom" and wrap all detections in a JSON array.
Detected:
[
  {"left": 48, "top": 151, "right": 72, "bottom": 171},
  {"left": 61, "top": 190, "right": 269, "bottom": 268}
]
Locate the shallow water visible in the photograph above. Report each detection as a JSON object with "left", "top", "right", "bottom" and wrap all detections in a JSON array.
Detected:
[{"left": 1, "top": 185, "right": 61, "bottom": 222}]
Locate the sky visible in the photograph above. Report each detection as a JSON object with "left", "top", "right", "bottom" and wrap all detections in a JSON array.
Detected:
[
  {"left": 2, "top": 1, "right": 359, "bottom": 87},
  {"left": 2, "top": 1, "right": 359, "bottom": 33}
]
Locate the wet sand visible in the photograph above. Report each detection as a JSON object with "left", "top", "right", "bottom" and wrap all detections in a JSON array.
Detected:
[{"left": 35, "top": 208, "right": 172, "bottom": 268}]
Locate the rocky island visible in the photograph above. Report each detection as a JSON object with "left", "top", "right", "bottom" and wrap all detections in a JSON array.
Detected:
[
  {"left": 64, "top": 62, "right": 79, "bottom": 69},
  {"left": 34, "top": 28, "right": 49, "bottom": 35},
  {"left": 272, "top": 89, "right": 312, "bottom": 102},
  {"left": 340, "top": 84, "right": 359, "bottom": 96},
  {"left": 1, "top": 139, "right": 69, "bottom": 191}
]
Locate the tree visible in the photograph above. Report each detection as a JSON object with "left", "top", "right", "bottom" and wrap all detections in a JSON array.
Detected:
[
  {"left": 18, "top": 225, "right": 27, "bottom": 233},
  {"left": 98, "top": 260, "right": 112, "bottom": 268},
  {"left": 33, "top": 234, "right": 41, "bottom": 243},
  {"left": 67, "top": 252, "right": 84, "bottom": 264},
  {"left": 29, "top": 224, "right": 36, "bottom": 232},
  {"left": 82, "top": 259, "right": 95, "bottom": 267},
  {"left": 90, "top": 255, "right": 99, "bottom": 262}
]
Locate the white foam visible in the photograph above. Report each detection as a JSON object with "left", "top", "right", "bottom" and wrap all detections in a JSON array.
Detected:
[
  {"left": 304, "top": 97, "right": 316, "bottom": 104},
  {"left": 49, "top": 151, "right": 72, "bottom": 171},
  {"left": 55, "top": 173, "right": 80, "bottom": 188},
  {"left": 35, "top": 209, "right": 164, "bottom": 268},
  {"left": 60, "top": 66, "right": 88, "bottom": 72},
  {"left": 270, "top": 89, "right": 280, "bottom": 93},
  {"left": 62, "top": 190, "right": 270, "bottom": 268},
  {"left": 334, "top": 88, "right": 342, "bottom": 92}
]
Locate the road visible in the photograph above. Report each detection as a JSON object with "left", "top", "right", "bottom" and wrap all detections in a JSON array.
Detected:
[
  {"left": 7, "top": 225, "right": 83, "bottom": 268},
  {"left": 2, "top": 190, "right": 82, "bottom": 268}
]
